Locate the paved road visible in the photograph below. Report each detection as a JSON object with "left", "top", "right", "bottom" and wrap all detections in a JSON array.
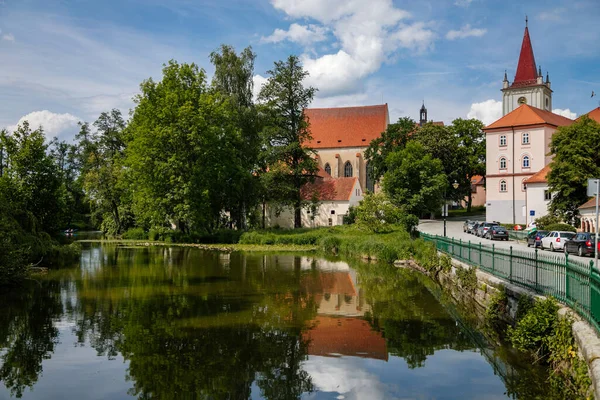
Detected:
[{"left": 418, "top": 218, "right": 595, "bottom": 266}]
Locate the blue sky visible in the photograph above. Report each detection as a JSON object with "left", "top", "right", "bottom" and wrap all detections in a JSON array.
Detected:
[{"left": 0, "top": 0, "right": 599, "bottom": 141}]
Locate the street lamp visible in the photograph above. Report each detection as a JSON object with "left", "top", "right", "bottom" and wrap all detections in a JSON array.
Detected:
[{"left": 444, "top": 180, "right": 460, "bottom": 237}]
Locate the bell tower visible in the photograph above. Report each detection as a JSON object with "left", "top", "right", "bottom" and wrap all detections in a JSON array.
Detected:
[
  {"left": 501, "top": 17, "right": 552, "bottom": 115},
  {"left": 419, "top": 102, "right": 427, "bottom": 126}
]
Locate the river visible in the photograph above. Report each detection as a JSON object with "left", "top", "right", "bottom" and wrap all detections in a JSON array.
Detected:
[{"left": 0, "top": 243, "right": 559, "bottom": 399}]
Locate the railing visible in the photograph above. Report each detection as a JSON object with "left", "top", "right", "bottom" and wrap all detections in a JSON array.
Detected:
[{"left": 421, "top": 233, "right": 600, "bottom": 333}]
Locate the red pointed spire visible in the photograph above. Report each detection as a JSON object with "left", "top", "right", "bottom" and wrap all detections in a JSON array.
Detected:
[{"left": 512, "top": 22, "right": 538, "bottom": 87}]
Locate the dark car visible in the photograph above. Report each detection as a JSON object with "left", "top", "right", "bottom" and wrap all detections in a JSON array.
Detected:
[
  {"left": 476, "top": 222, "right": 495, "bottom": 238},
  {"left": 486, "top": 225, "right": 509, "bottom": 241},
  {"left": 565, "top": 232, "right": 600, "bottom": 257},
  {"left": 463, "top": 220, "right": 476, "bottom": 233},
  {"left": 526, "top": 230, "right": 548, "bottom": 248},
  {"left": 471, "top": 221, "right": 481, "bottom": 235}
]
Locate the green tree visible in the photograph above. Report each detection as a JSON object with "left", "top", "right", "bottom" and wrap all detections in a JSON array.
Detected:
[
  {"left": 258, "top": 55, "right": 317, "bottom": 228},
  {"left": 364, "top": 117, "right": 415, "bottom": 182},
  {"left": 382, "top": 141, "right": 447, "bottom": 216},
  {"left": 78, "top": 110, "right": 131, "bottom": 234},
  {"left": 210, "top": 45, "right": 261, "bottom": 229},
  {"left": 354, "top": 192, "right": 418, "bottom": 233},
  {"left": 548, "top": 115, "right": 600, "bottom": 223},
  {"left": 449, "top": 118, "right": 486, "bottom": 211},
  {"left": 126, "top": 60, "right": 243, "bottom": 232}
]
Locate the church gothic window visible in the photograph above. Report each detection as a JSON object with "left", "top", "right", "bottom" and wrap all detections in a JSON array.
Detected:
[
  {"left": 324, "top": 163, "right": 331, "bottom": 176},
  {"left": 344, "top": 161, "right": 353, "bottom": 177},
  {"left": 366, "top": 162, "right": 375, "bottom": 192}
]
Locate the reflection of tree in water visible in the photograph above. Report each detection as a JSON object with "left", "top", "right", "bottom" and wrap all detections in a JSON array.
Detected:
[
  {"left": 355, "top": 262, "right": 475, "bottom": 368},
  {"left": 69, "top": 246, "right": 317, "bottom": 399},
  {"left": 0, "top": 281, "right": 63, "bottom": 398}
]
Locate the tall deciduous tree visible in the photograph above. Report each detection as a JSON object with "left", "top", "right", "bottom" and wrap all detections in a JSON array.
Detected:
[
  {"left": 449, "top": 118, "right": 486, "bottom": 211},
  {"left": 258, "top": 55, "right": 317, "bottom": 228},
  {"left": 364, "top": 117, "right": 415, "bottom": 182},
  {"left": 210, "top": 45, "right": 261, "bottom": 228},
  {"left": 548, "top": 115, "right": 600, "bottom": 223},
  {"left": 382, "top": 141, "right": 447, "bottom": 216},
  {"left": 78, "top": 109, "right": 130, "bottom": 234},
  {"left": 126, "top": 60, "right": 243, "bottom": 232}
]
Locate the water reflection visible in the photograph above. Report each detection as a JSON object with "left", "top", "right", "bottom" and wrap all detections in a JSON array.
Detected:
[{"left": 0, "top": 244, "right": 556, "bottom": 399}]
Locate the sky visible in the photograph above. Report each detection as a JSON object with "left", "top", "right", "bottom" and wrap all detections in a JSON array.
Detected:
[{"left": 0, "top": 0, "right": 599, "bottom": 142}]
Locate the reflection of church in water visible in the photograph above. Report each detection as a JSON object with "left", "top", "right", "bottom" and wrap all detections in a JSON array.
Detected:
[{"left": 299, "top": 257, "right": 388, "bottom": 361}]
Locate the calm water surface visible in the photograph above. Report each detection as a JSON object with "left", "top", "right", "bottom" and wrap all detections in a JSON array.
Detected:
[{"left": 0, "top": 244, "right": 556, "bottom": 399}]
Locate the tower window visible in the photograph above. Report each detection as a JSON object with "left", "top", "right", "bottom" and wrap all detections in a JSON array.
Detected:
[
  {"left": 499, "top": 157, "right": 507, "bottom": 170},
  {"left": 500, "top": 180, "right": 507, "bottom": 192},
  {"left": 324, "top": 163, "right": 331, "bottom": 176},
  {"left": 545, "top": 98, "right": 549, "bottom": 109},
  {"left": 500, "top": 135, "right": 507, "bottom": 146},
  {"left": 522, "top": 155, "right": 530, "bottom": 168},
  {"left": 344, "top": 161, "right": 353, "bottom": 177},
  {"left": 522, "top": 132, "right": 529, "bottom": 144}
]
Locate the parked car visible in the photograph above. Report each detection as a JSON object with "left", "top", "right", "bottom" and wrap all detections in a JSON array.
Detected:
[
  {"left": 485, "top": 225, "right": 509, "bottom": 241},
  {"left": 540, "top": 231, "right": 576, "bottom": 252},
  {"left": 471, "top": 221, "right": 481, "bottom": 234},
  {"left": 526, "top": 230, "right": 549, "bottom": 248},
  {"left": 463, "top": 220, "right": 476, "bottom": 233},
  {"left": 564, "top": 232, "right": 600, "bottom": 257},
  {"left": 476, "top": 222, "right": 495, "bottom": 238}
]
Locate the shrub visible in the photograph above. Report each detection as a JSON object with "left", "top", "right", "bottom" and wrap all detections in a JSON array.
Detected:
[
  {"left": 456, "top": 266, "right": 477, "bottom": 292},
  {"left": 544, "top": 223, "right": 576, "bottom": 233},
  {"left": 485, "top": 286, "right": 508, "bottom": 327},
  {"left": 319, "top": 236, "right": 341, "bottom": 255},
  {"left": 122, "top": 227, "right": 147, "bottom": 240},
  {"left": 507, "top": 297, "right": 559, "bottom": 355},
  {"left": 535, "top": 214, "right": 561, "bottom": 230},
  {"left": 354, "top": 192, "right": 415, "bottom": 233}
]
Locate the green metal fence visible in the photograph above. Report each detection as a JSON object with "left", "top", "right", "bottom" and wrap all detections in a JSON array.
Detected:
[{"left": 421, "top": 233, "right": 600, "bottom": 333}]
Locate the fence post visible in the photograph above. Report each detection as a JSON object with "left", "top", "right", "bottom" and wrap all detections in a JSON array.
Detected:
[
  {"left": 468, "top": 240, "right": 471, "bottom": 263},
  {"left": 509, "top": 246, "right": 513, "bottom": 282},
  {"left": 459, "top": 239, "right": 462, "bottom": 260},
  {"left": 492, "top": 244, "right": 495, "bottom": 273},
  {"left": 479, "top": 242, "right": 482, "bottom": 267},
  {"left": 535, "top": 248, "right": 539, "bottom": 292}
]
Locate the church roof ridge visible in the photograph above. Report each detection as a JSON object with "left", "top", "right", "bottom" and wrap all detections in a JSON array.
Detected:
[{"left": 484, "top": 104, "right": 574, "bottom": 130}]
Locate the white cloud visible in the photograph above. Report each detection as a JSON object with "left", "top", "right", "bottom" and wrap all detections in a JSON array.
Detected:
[
  {"left": 446, "top": 24, "right": 486, "bottom": 40},
  {"left": 552, "top": 108, "right": 577, "bottom": 119},
  {"left": 252, "top": 74, "right": 268, "bottom": 101},
  {"left": 454, "top": 0, "right": 475, "bottom": 6},
  {"left": 2, "top": 33, "right": 15, "bottom": 42},
  {"left": 467, "top": 99, "right": 502, "bottom": 125},
  {"left": 8, "top": 110, "right": 81, "bottom": 140},
  {"left": 261, "top": 23, "right": 327, "bottom": 46},
  {"left": 268, "top": 0, "right": 435, "bottom": 97}
]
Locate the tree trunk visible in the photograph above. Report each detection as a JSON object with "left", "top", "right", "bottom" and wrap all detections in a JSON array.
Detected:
[
  {"left": 294, "top": 201, "right": 302, "bottom": 228},
  {"left": 111, "top": 200, "right": 121, "bottom": 234},
  {"left": 262, "top": 201, "right": 266, "bottom": 229},
  {"left": 467, "top": 191, "right": 473, "bottom": 213}
]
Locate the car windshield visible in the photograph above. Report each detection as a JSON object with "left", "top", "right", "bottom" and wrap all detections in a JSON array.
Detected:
[
  {"left": 537, "top": 231, "right": 548, "bottom": 237},
  {"left": 493, "top": 226, "right": 506, "bottom": 231}
]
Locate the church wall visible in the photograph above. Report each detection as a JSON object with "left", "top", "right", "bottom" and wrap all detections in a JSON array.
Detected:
[{"left": 316, "top": 147, "right": 368, "bottom": 190}]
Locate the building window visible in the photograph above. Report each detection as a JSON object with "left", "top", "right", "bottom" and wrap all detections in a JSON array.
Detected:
[
  {"left": 331, "top": 210, "right": 335, "bottom": 215},
  {"left": 328, "top": 218, "right": 333, "bottom": 226},
  {"left": 324, "top": 163, "right": 331, "bottom": 176},
  {"left": 522, "top": 155, "right": 530, "bottom": 168},
  {"left": 355, "top": 188, "right": 360, "bottom": 196},
  {"left": 544, "top": 190, "right": 552, "bottom": 201},
  {"left": 522, "top": 132, "right": 529, "bottom": 144},
  {"left": 344, "top": 161, "right": 353, "bottom": 177},
  {"left": 366, "top": 161, "right": 375, "bottom": 192},
  {"left": 500, "top": 180, "right": 507, "bottom": 192},
  {"left": 500, "top": 135, "right": 507, "bottom": 146},
  {"left": 499, "top": 157, "right": 507, "bottom": 170}
]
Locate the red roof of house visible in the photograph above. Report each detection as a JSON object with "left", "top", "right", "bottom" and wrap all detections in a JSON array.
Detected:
[
  {"left": 305, "top": 104, "right": 389, "bottom": 149},
  {"left": 471, "top": 175, "right": 484, "bottom": 185},
  {"left": 485, "top": 104, "right": 574, "bottom": 130},
  {"left": 301, "top": 175, "right": 357, "bottom": 201},
  {"left": 524, "top": 164, "right": 551, "bottom": 184},
  {"left": 511, "top": 26, "right": 538, "bottom": 87},
  {"left": 303, "top": 316, "right": 388, "bottom": 360},
  {"left": 579, "top": 197, "right": 598, "bottom": 210},
  {"left": 580, "top": 107, "right": 600, "bottom": 124}
]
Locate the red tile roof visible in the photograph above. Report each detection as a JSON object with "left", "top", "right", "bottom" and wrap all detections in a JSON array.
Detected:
[
  {"left": 303, "top": 316, "right": 388, "bottom": 360},
  {"left": 579, "top": 197, "right": 598, "bottom": 210},
  {"left": 305, "top": 104, "right": 389, "bottom": 149},
  {"left": 301, "top": 175, "right": 357, "bottom": 201},
  {"left": 511, "top": 26, "right": 538, "bottom": 87},
  {"left": 581, "top": 107, "right": 600, "bottom": 124},
  {"left": 524, "top": 164, "right": 551, "bottom": 184},
  {"left": 471, "top": 175, "right": 484, "bottom": 185},
  {"left": 485, "top": 104, "right": 574, "bottom": 130}
]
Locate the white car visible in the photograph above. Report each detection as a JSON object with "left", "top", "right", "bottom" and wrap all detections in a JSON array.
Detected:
[{"left": 540, "top": 231, "right": 576, "bottom": 252}]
